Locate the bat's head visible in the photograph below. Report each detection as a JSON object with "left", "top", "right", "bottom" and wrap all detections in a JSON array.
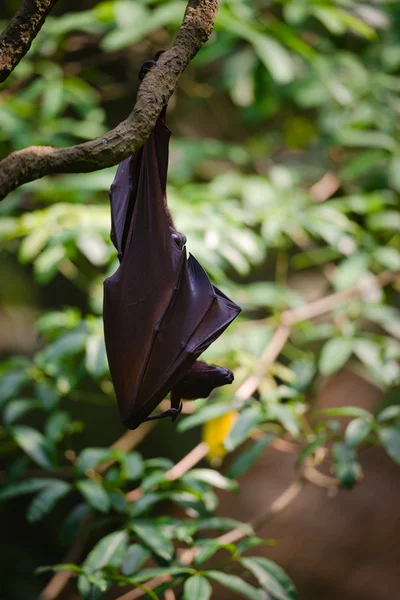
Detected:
[{"left": 172, "top": 360, "right": 234, "bottom": 400}]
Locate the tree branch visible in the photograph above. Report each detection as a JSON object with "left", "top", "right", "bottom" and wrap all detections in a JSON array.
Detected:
[
  {"left": 0, "top": 0, "right": 60, "bottom": 84},
  {"left": 0, "top": 0, "right": 219, "bottom": 201}
]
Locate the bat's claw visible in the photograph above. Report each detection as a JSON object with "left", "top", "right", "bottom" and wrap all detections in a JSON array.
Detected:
[{"left": 170, "top": 401, "right": 183, "bottom": 423}]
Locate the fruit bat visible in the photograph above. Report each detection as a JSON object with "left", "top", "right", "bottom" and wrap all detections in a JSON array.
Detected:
[{"left": 103, "top": 56, "right": 241, "bottom": 430}]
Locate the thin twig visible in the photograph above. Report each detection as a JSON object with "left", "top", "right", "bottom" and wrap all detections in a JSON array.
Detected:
[
  {"left": 281, "top": 270, "right": 397, "bottom": 327},
  {"left": 235, "top": 325, "right": 291, "bottom": 405},
  {"left": 125, "top": 442, "right": 209, "bottom": 502},
  {"left": 303, "top": 466, "right": 338, "bottom": 490},
  {"left": 309, "top": 172, "right": 340, "bottom": 203}
]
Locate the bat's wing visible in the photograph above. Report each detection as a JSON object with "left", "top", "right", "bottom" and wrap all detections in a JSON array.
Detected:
[
  {"left": 108, "top": 155, "right": 135, "bottom": 259},
  {"left": 104, "top": 119, "right": 240, "bottom": 430},
  {"left": 108, "top": 117, "right": 169, "bottom": 259}
]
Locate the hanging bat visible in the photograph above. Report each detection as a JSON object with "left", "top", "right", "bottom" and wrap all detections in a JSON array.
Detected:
[{"left": 103, "top": 55, "right": 241, "bottom": 429}]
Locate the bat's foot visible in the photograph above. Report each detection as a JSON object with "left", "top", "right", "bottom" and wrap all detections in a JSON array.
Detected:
[{"left": 144, "top": 401, "right": 182, "bottom": 423}]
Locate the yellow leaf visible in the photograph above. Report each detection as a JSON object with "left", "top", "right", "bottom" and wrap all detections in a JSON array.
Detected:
[{"left": 202, "top": 411, "right": 238, "bottom": 463}]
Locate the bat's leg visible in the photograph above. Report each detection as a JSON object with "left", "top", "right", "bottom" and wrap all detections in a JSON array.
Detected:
[{"left": 144, "top": 394, "right": 182, "bottom": 423}]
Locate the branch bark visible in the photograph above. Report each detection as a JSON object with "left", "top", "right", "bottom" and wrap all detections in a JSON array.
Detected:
[
  {"left": 0, "top": 0, "right": 60, "bottom": 84},
  {"left": 0, "top": 0, "right": 219, "bottom": 201}
]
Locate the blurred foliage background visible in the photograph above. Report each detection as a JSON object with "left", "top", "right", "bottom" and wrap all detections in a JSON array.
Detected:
[{"left": 0, "top": 1, "right": 399, "bottom": 599}]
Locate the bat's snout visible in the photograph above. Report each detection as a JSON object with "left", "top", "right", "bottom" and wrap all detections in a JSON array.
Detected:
[{"left": 220, "top": 367, "right": 234, "bottom": 385}]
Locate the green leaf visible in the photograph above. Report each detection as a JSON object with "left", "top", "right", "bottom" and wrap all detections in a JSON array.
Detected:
[
  {"left": 252, "top": 35, "right": 295, "bottom": 84},
  {"left": 195, "top": 517, "right": 252, "bottom": 534},
  {"left": 19, "top": 228, "right": 49, "bottom": 263},
  {"left": 77, "top": 448, "right": 114, "bottom": 473},
  {"left": 217, "top": 10, "right": 294, "bottom": 84},
  {"left": 27, "top": 481, "right": 71, "bottom": 523},
  {"left": 76, "top": 480, "right": 110, "bottom": 513},
  {"left": 354, "top": 337, "right": 384, "bottom": 369},
  {"left": 131, "top": 566, "right": 193, "bottom": 583},
  {"left": 129, "top": 492, "right": 167, "bottom": 518},
  {"left": 332, "top": 443, "right": 362, "bottom": 489},
  {"left": 35, "top": 381, "right": 60, "bottom": 411},
  {"left": 35, "top": 328, "right": 87, "bottom": 374},
  {"left": 332, "top": 8, "right": 376, "bottom": 39},
  {"left": 241, "top": 557, "right": 293, "bottom": 600},
  {"left": 34, "top": 245, "right": 66, "bottom": 284},
  {"left": 0, "top": 369, "right": 29, "bottom": 407},
  {"left": 344, "top": 418, "right": 372, "bottom": 448},
  {"left": 177, "top": 403, "right": 233, "bottom": 432},
  {"left": 237, "top": 537, "right": 274, "bottom": 554},
  {"left": 194, "top": 540, "right": 226, "bottom": 565},
  {"left": 59, "top": 503, "right": 90, "bottom": 546},
  {"left": 374, "top": 247, "right": 400, "bottom": 271},
  {"left": 227, "top": 435, "right": 275, "bottom": 478},
  {"left": 11, "top": 426, "right": 54, "bottom": 469},
  {"left": 225, "top": 406, "right": 262, "bottom": 451},
  {"left": 389, "top": 155, "right": 400, "bottom": 192},
  {"left": 85, "top": 334, "right": 108, "bottom": 378},
  {"left": 206, "top": 570, "right": 265, "bottom": 600},
  {"left": 0, "top": 478, "right": 59, "bottom": 501},
  {"left": 101, "top": 2, "right": 184, "bottom": 51},
  {"left": 85, "top": 531, "right": 128, "bottom": 572},
  {"left": 377, "top": 405, "right": 400, "bottom": 422},
  {"left": 267, "top": 404, "right": 300, "bottom": 438},
  {"left": 41, "top": 77, "right": 64, "bottom": 121},
  {"left": 244, "top": 557, "right": 297, "bottom": 600},
  {"left": 131, "top": 523, "right": 174, "bottom": 562},
  {"left": 334, "top": 254, "right": 369, "bottom": 291},
  {"left": 109, "top": 490, "right": 128, "bottom": 513},
  {"left": 3, "top": 398, "right": 33, "bottom": 424},
  {"left": 319, "top": 338, "right": 354, "bottom": 376},
  {"left": 141, "top": 470, "right": 167, "bottom": 493},
  {"left": 121, "top": 452, "right": 144, "bottom": 480},
  {"left": 367, "top": 211, "right": 400, "bottom": 232},
  {"left": 79, "top": 530, "right": 128, "bottom": 598},
  {"left": 36, "top": 563, "right": 86, "bottom": 575},
  {"left": 121, "top": 544, "right": 151, "bottom": 576},
  {"left": 184, "top": 575, "right": 212, "bottom": 600},
  {"left": 45, "top": 411, "right": 71, "bottom": 443},
  {"left": 144, "top": 458, "right": 174, "bottom": 470},
  {"left": 186, "top": 469, "right": 238, "bottom": 491},
  {"left": 378, "top": 425, "right": 400, "bottom": 465},
  {"left": 314, "top": 406, "right": 372, "bottom": 419}
]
